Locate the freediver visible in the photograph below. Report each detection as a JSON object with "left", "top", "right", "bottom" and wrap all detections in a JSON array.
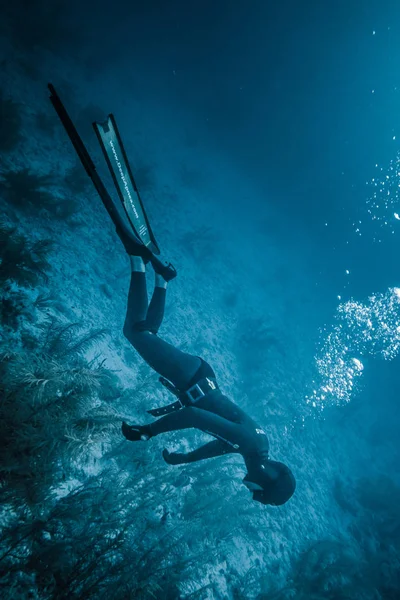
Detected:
[
  {"left": 118, "top": 223, "right": 296, "bottom": 507},
  {"left": 46, "top": 83, "right": 295, "bottom": 506}
]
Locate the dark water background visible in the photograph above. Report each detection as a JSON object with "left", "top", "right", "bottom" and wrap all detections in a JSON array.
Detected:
[{"left": 6, "top": 0, "right": 400, "bottom": 288}]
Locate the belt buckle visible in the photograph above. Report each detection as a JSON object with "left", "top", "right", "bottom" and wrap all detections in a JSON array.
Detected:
[{"left": 186, "top": 382, "right": 205, "bottom": 404}]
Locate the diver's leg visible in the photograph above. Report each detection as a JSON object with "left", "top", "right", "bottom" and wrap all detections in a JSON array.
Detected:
[
  {"left": 144, "top": 273, "right": 167, "bottom": 334},
  {"left": 123, "top": 257, "right": 149, "bottom": 332},
  {"left": 123, "top": 258, "right": 201, "bottom": 390}
]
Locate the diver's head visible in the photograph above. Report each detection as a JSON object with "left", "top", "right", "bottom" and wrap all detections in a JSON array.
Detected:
[{"left": 243, "top": 460, "right": 296, "bottom": 506}]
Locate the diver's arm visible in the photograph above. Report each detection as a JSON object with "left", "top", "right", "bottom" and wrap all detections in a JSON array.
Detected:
[
  {"left": 150, "top": 406, "right": 247, "bottom": 450},
  {"left": 163, "top": 439, "right": 239, "bottom": 465}
]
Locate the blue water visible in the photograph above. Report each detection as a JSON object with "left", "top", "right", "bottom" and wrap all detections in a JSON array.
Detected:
[{"left": 1, "top": 1, "right": 400, "bottom": 598}]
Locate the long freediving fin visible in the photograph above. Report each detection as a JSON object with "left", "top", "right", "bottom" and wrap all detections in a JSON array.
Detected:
[
  {"left": 48, "top": 84, "right": 176, "bottom": 278},
  {"left": 93, "top": 115, "right": 159, "bottom": 255},
  {"left": 48, "top": 83, "right": 141, "bottom": 244}
]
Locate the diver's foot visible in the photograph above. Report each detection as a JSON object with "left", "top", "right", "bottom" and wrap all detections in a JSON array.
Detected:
[
  {"left": 150, "top": 256, "right": 177, "bottom": 282},
  {"left": 121, "top": 421, "right": 152, "bottom": 441},
  {"left": 115, "top": 224, "right": 152, "bottom": 261}
]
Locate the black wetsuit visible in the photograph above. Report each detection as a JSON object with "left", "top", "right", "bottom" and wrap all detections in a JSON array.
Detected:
[
  {"left": 123, "top": 270, "right": 270, "bottom": 470},
  {"left": 148, "top": 359, "right": 270, "bottom": 468}
]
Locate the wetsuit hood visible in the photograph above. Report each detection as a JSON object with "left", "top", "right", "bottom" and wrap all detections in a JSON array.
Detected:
[{"left": 244, "top": 460, "right": 296, "bottom": 506}]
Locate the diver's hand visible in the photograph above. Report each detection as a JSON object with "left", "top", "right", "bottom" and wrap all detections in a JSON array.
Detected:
[{"left": 162, "top": 449, "right": 187, "bottom": 465}]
